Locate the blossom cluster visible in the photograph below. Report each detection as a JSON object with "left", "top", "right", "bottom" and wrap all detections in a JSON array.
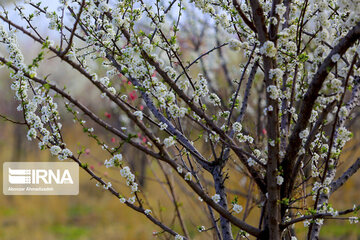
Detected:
[
  {"left": 120, "top": 166, "right": 138, "bottom": 193},
  {"left": 104, "top": 154, "right": 123, "bottom": 168},
  {"left": 0, "top": 23, "right": 72, "bottom": 161}
]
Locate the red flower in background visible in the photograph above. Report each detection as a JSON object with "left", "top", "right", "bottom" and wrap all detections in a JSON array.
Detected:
[
  {"left": 262, "top": 128, "right": 267, "bottom": 135},
  {"left": 129, "top": 91, "right": 137, "bottom": 101},
  {"left": 105, "top": 112, "right": 111, "bottom": 119}
]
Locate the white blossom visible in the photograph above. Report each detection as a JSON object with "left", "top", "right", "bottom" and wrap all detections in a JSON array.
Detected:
[
  {"left": 209, "top": 93, "right": 221, "bottom": 106},
  {"left": 276, "top": 176, "right": 284, "bottom": 185},
  {"left": 259, "top": 41, "right": 277, "bottom": 58},
  {"left": 175, "top": 235, "right": 184, "bottom": 240},
  {"left": 58, "top": 148, "right": 72, "bottom": 161},
  {"left": 198, "top": 226, "right": 206, "bottom": 232},
  {"left": 247, "top": 157, "right": 256, "bottom": 167},
  {"left": 267, "top": 85, "right": 280, "bottom": 100},
  {"left": 269, "top": 68, "right": 284, "bottom": 81},
  {"left": 104, "top": 182, "right": 112, "bottom": 190},
  {"left": 233, "top": 122, "right": 242, "bottom": 132},
  {"left": 304, "top": 220, "right": 310, "bottom": 227},
  {"left": 104, "top": 154, "right": 123, "bottom": 168},
  {"left": 212, "top": 194, "right": 221, "bottom": 203},
  {"left": 159, "top": 122, "right": 168, "bottom": 130},
  {"left": 133, "top": 111, "right": 143, "bottom": 120},
  {"left": 349, "top": 217, "right": 359, "bottom": 224},
  {"left": 164, "top": 136, "right": 176, "bottom": 148},
  {"left": 27, "top": 128, "right": 37, "bottom": 141},
  {"left": 331, "top": 54, "right": 340, "bottom": 63},
  {"left": 50, "top": 146, "right": 62, "bottom": 156},
  {"left": 229, "top": 39, "right": 241, "bottom": 51},
  {"left": 276, "top": 4, "right": 286, "bottom": 17},
  {"left": 127, "top": 196, "right": 136, "bottom": 204},
  {"left": 233, "top": 204, "right": 243, "bottom": 214},
  {"left": 185, "top": 172, "right": 192, "bottom": 181},
  {"left": 299, "top": 129, "right": 309, "bottom": 140}
]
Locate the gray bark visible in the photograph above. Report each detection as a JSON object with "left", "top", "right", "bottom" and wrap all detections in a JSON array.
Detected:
[{"left": 213, "top": 166, "right": 234, "bottom": 240}]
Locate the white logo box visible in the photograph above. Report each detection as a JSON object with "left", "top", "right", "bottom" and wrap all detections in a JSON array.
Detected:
[{"left": 3, "top": 162, "right": 79, "bottom": 195}]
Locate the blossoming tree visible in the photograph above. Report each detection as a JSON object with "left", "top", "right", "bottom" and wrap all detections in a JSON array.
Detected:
[{"left": 1, "top": 0, "right": 360, "bottom": 239}]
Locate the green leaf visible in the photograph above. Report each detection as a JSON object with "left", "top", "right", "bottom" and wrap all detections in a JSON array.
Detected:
[{"left": 43, "top": 83, "right": 51, "bottom": 90}]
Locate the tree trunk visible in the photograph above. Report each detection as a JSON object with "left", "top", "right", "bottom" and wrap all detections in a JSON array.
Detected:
[{"left": 213, "top": 166, "right": 234, "bottom": 240}]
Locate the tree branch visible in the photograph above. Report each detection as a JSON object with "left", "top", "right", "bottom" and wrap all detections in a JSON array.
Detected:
[{"left": 331, "top": 157, "right": 360, "bottom": 193}]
